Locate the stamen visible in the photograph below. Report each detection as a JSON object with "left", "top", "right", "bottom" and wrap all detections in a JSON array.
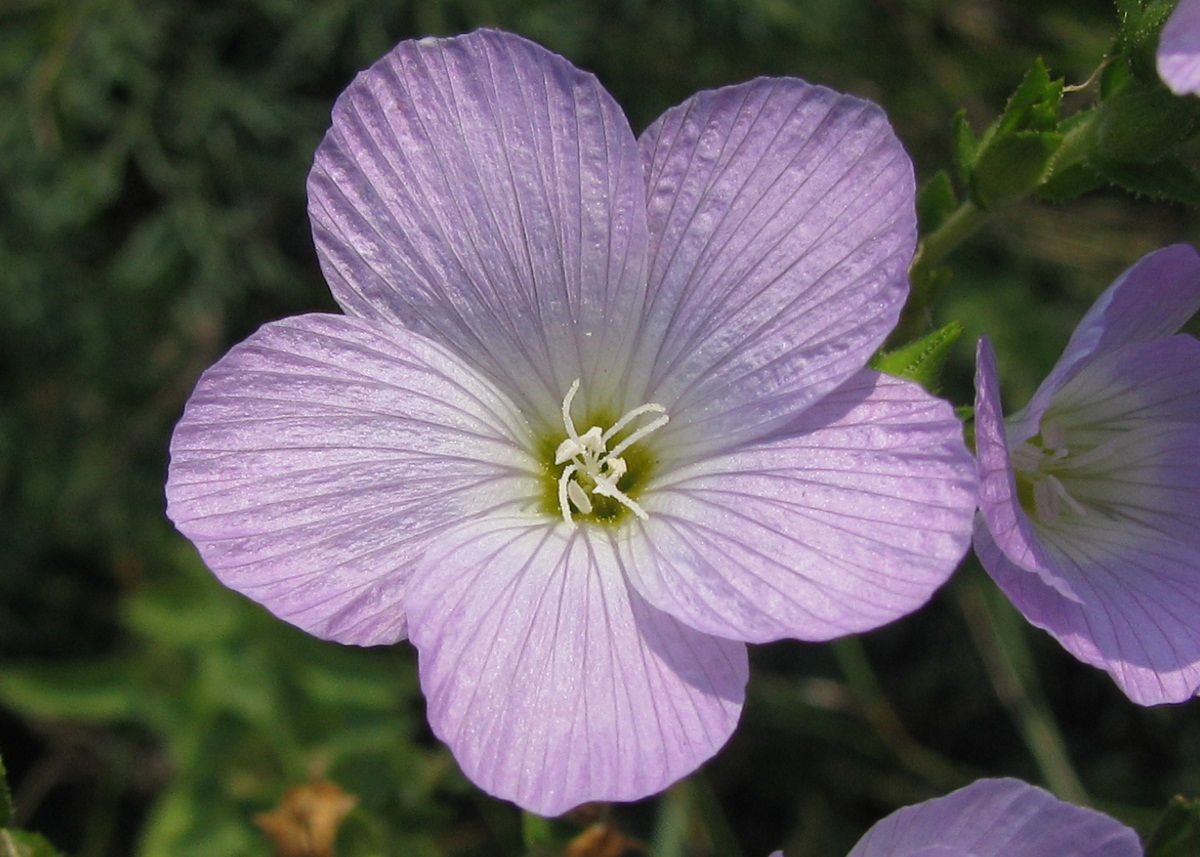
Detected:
[
  {"left": 558, "top": 463, "right": 580, "bottom": 525},
  {"left": 555, "top": 437, "right": 584, "bottom": 465},
  {"left": 602, "top": 402, "right": 667, "bottom": 444},
  {"left": 1033, "top": 474, "right": 1087, "bottom": 522},
  {"left": 1014, "top": 418, "right": 1118, "bottom": 524},
  {"left": 609, "top": 413, "right": 669, "bottom": 459},
  {"left": 591, "top": 482, "right": 650, "bottom": 520},
  {"left": 555, "top": 379, "right": 668, "bottom": 528},
  {"left": 1048, "top": 436, "right": 1121, "bottom": 471},
  {"left": 561, "top": 378, "right": 582, "bottom": 441}
]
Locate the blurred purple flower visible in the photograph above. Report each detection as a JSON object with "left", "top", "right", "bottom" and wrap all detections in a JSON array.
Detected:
[
  {"left": 974, "top": 244, "right": 1200, "bottom": 705},
  {"left": 166, "top": 30, "right": 977, "bottom": 813},
  {"left": 1159, "top": 0, "right": 1200, "bottom": 95},
  {"left": 793, "top": 778, "right": 1139, "bottom": 857}
]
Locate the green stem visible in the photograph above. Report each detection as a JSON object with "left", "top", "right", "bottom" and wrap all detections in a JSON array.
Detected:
[
  {"left": 1051, "top": 111, "right": 1098, "bottom": 174},
  {"left": 521, "top": 811, "right": 554, "bottom": 851},
  {"left": 913, "top": 199, "right": 987, "bottom": 276},
  {"left": 899, "top": 104, "right": 1101, "bottom": 340},
  {"left": 914, "top": 96, "right": 1100, "bottom": 277},
  {"left": 955, "top": 573, "right": 1089, "bottom": 805},
  {"left": 692, "top": 773, "right": 747, "bottom": 857},
  {"left": 651, "top": 782, "right": 693, "bottom": 857},
  {"left": 832, "top": 638, "right": 969, "bottom": 791}
]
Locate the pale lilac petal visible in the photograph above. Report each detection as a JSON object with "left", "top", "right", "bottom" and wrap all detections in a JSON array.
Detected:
[
  {"left": 846, "top": 778, "right": 1141, "bottom": 857},
  {"left": 166, "top": 314, "right": 537, "bottom": 645},
  {"left": 978, "top": 337, "right": 1200, "bottom": 704},
  {"left": 620, "top": 370, "right": 976, "bottom": 643},
  {"left": 405, "top": 516, "right": 747, "bottom": 815},
  {"left": 973, "top": 338, "right": 1081, "bottom": 601},
  {"left": 308, "top": 30, "right": 650, "bottom": 425},
  {"left": 1160, "top": 0, "right": 1200, "bottom": 95},
  {"left": 632, "top": 78, "right": 916, "bottom": 457},
  {"left": 1048, "top": 338, "right": 1200, "bottom": 542},
  {"left": 983, "top": 514, "right": 1200, "bottom": 704},
  {"left": 1013, "top": 244, "right": 1200, "bottom": 440}
]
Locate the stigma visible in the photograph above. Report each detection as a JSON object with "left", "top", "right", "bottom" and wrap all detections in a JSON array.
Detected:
[{"left": 555, "top": 379, "right": 668, "bottom": 528}]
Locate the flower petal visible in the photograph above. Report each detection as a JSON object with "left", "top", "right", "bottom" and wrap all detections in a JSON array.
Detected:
[
  {"left": 405, "top": 516, "right": 747, "bottom": 815},
  {"left": 1014, "top": 244, "right": 1200, "bottom": 440},
  {"left": 621, "top": 370, "right": 976, "bottom": 643},
  {"left": 308, "top": 30, "right": 650, "bottom": 425},
  {"left": 1049, "top": 337, "right": 1200, "bottom": 540},
  {"left": 973, "top": 338, "right": 1081, "bottom": 601},
  {"left": 981, "top": 512, "right": 1200, "bottom": 704},
  {"left": 1160, "top": 0, "right": 1200, "bottom": 95},
  {"left": 978, "top": 337, "right": 1200, "bottom": 704},
  {"left": 632, "top": 78, "right": 915, "bottom": 456},
  {"left": 166, "top": 314, "right": 536, "bottom": 645},
  {"left": 846, "top": 778, "right": 1141, "bottom": 857}
]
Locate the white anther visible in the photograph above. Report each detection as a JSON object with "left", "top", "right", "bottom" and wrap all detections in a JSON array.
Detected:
[
  {"left": 578, "top": 426, "right": 605, "bottom": 455},
  {"left": 555, "top": 437, "right": 585, "bottom": 464},
  {"left": 555, "top": 379, "right": 668, "bottom": 528},
  {"left": 567, "top": 479, "right": 593, "bottom": 514}
]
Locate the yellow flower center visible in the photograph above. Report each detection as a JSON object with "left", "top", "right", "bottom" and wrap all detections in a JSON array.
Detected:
[{"left": 550, "top": 379, "right": 668, "bottom": 529}]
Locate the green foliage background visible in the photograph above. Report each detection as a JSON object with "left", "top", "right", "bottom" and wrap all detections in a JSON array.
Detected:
[{"left": 2, "top": 0, "right": 1199, "bottom": 855}]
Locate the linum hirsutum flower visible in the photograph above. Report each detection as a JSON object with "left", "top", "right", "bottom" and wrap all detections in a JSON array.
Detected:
[
  {"left": 974, "top": 244, "right": 1200, "bottom": 705},
  {"left": 772, "top": 778, "right": 1141, "bottom": 857},
  {"left": 1159, "top": 0, "right": 1200, "bottom": 95},
  {"left": 166, "top": 30, "right": 978, "bottom": 814}
]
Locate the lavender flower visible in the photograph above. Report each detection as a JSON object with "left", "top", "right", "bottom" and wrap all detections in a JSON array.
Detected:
[
  {"left": 1159, "top": 0, "right": 1200, "bottom": 95},
  {"left": 830, "top": 778, "right": 1141, "bottom": 857},
  {"left": 166, "top": 30, "right": 977, "bottom": 813},
  {"left": 974, "top": 244, "right": 1200, "bottom": 705}
]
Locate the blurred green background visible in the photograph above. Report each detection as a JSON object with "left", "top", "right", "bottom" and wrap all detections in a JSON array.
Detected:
[{"left": 2, "top": 0, "right": 1199, "bottom": 855}]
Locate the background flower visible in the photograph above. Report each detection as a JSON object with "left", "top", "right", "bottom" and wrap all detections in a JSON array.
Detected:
[
  {"left": 974, "top": 244, "right": 1200, "bottom": 704},
  {"left": 1159, "top": 0, "right": 1200, "bottom": 95},
  {"left": 842, "top": 778, "right": 1141, "bottom": 857}
]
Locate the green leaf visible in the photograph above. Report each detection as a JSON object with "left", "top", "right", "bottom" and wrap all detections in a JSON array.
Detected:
[
  {"left": 0, "top": 829, "right": 67, "bottom": 857},
  {"left": 952, "top": 110, "right": 977, "bottom": 182},
  {"left": 1035, "top": 161, "right": 1105, "bottom": 200},
  {"left": 0, "top": 660, "right": 151, "bottom": 723},
  {"left": 1117, "top": 0, "right": 1179, "bottom": 59},
  {"left": 869, "top": 321, "right": 963, "bottom": 394},
  {"left": 1093, "top": 155, "right": 1200, "bottom": 206},
  {"left": 1146, "top": 796, "right": 1200, "bottom": 857},
  {"left": 1090, "top": 88, "right": 1200, "bottom": 163},
  {"left": 961, "top": 60, "right": 1065, "bottom": 207},
  {"left": 971, "top": 130, "right": 1064, "bottom": 207},
  {"left": 1100, "top": 56, "right": 1137, "bottom": 100},
  {"left": 0, "top": 756, "right": 11, "bottom": 827},
  {"left": 1114, "top": 0, "right": 1148, "bottom": 20},
  {"left": 994, "top": 59, "right": 1061, "bottom": 136},
  {"left": 0, "top": 761, "right": 64, "bottom": 857},
  {"left": 917, "top": 171, "right": 959, "bottom": 235}
]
